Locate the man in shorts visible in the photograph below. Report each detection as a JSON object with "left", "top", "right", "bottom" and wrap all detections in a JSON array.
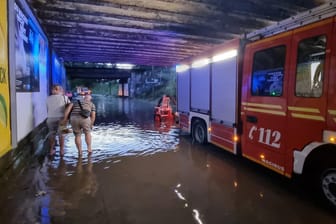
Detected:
[
  {"left": 62, "top": 94, "right": 96, "bottom": 156},
  {"left": 46, "top": 84, "right": 70, "bottom": 156}
]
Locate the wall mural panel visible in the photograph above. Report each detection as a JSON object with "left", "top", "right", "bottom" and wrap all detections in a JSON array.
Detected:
[
  {"left": 14, "top": 0, "right": 49, "bottom": 141},
  {"left": 14, "top": 2, "right": 42, "bottom": 92}
]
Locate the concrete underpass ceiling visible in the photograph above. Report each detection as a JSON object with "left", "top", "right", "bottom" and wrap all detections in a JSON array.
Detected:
[{"left": 27, "top": 0, "right": 328, "bottom": 66}]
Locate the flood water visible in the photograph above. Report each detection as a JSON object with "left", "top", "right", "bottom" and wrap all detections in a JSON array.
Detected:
[{"left": 0, "top": 95, "right": 335, "bottom": 224}]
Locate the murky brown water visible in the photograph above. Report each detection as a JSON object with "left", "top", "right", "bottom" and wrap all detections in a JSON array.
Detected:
[{"left": 0, "top": 95, "right": 335, "bottom": 224}]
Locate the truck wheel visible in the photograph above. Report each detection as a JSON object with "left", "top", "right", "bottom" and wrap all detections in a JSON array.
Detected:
[
  {"left": 192, "top": 120, "right": 207, "bottom": 144},
  {"left": 320, "top": 168, "right": 336, "bottom": 207}
]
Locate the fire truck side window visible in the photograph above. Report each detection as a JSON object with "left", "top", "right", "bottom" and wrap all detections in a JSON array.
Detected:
[
  {"left": 295, "top": 35, "right": 326, "bottom": 98},
  {"left": 251, "top": 46, "right": 286, "bottom": 96}
]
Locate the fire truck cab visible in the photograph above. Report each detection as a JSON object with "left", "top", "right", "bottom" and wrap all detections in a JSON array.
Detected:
[{"left": 177, "top": 2, "right": 336, "bottom": 207}]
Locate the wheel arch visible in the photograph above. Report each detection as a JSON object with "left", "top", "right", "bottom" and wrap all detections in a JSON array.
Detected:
[
  {"left": 190, "top": 115, "right": 209, "bottom": 144},
  {"left": 191, "top": 116, "right": 206, "bottom": 127},
  {"left": 302, "top": 144, "right": 336, "bottom": 175},
  {"left": 293, "top": 142, "right": 336, "bottom": 174},
  {"left": 189, "top": 113, "right": 210, "bottom": 136},
  {"left": 298, "top": 143, "right": 336, "bottom": 208}
]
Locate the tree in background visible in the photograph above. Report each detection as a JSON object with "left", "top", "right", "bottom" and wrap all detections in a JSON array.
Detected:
[{"left": 67, "top": 66, "right": 176, "bottom": 101}]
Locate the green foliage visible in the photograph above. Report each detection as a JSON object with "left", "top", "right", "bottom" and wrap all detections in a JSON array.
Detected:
[
  {"left": 133, "top": 66, "right": 176, "bottom": 101},
  {"left": 68, "top": 79, "right": 119, "bottom": 96},
  {"left": 67, "top": 66, "right": 176, "bottom": 99},
  {"left": 91, "top": 81, "right": 119, "bottom": 95}
]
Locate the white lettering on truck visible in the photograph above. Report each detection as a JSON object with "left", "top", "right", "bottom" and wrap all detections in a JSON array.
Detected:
[{"left": 248, "top": 125, "right": 281, "bottom": 149}]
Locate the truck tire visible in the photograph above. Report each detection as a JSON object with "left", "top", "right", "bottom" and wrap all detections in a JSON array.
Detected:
[
  {"left": 192, "top": 120, "right": 207, "bottom": 144},
  {"left": 320, "top": 168, "right": 336, "bottom": 207}
]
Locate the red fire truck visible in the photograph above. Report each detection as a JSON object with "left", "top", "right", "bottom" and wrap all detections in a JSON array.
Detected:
[{"left": 176, "top": 2, "right": 336, "bottom": 207}]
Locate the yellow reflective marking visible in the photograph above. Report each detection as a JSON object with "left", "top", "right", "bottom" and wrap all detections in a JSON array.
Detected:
[
  {"left": 288, "top": 106, "right": 320, "bottom": 113},
  {"left": 242, "top": 154, "right": 285, "bottom": 175},
  {"left": 243, "top": 102, "right": 282, "bottom": 109},
  {"left": 211, "top": 141, "right": 234, "bottom": 153},
  {"left": 244, "top": 107, "right": 286, "bottom": 116},
  {"left": 328, "top": 110, "right": 336, "bottom": 115},
  {"left": 291, "top": 113, "right": 325, "bottom": 121},
  {"left": 211, "top": 134, "right": 233, "bottom": 144},
  {"left": 285, "top": 173, "right": 291, "bottom": 178}
]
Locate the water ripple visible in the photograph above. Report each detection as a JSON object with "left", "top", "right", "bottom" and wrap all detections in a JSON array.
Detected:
[{"left": 62, "top": 121, "right": 179, "bottom": 164}]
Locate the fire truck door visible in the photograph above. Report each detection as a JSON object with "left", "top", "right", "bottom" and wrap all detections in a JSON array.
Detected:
[
  {"left": 241, "top": 35, "right": 291, "bottom": 176},
  {"left": 286, "top": 19, "right": 332, "bottom": 165}
]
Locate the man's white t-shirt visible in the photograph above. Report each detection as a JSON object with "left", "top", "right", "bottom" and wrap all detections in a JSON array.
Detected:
[{"left": 47, "top": 95, "right": 70, "bottom": 118}]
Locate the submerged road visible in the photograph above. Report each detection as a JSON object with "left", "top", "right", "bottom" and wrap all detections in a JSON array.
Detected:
[{"left": 0, "top": 95, "right": 335, "bottom": 224}]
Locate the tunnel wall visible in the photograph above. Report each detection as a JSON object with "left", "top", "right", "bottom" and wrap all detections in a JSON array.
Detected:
[
  {"left": 10, "top": 0, "right": 67, "bottom": 144},
  {"left": 0, "top": 0, "right": 66, "bottom": 168},
  {"left": 11, "top": 0, "right": 49, "bottom": 143},
  {"left": 51, "top": 50, "right": 67, "bottom": 91}
]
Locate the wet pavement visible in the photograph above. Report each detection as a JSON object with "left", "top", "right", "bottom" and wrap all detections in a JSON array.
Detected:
[{"left": 0, "top": 95, "right": 335, "bottom": 224}]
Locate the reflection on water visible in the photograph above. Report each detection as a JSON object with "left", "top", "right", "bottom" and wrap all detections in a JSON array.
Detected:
[
  {"left": 46, "top": 155, "right": 98, "bottom": 221},
  {"left": 62, "top": 96, "right": 180, "bottom": 164},
  {"left": 43, "top": 96, "right": 182, "bottom": 223},
  {"left": 0, "top": 96, "right": 335, "bottom": 224}
]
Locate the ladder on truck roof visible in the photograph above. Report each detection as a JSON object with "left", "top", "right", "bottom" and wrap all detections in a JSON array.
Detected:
[{"left": 246, "top": 0, "right": 336, "bottom": 41}]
